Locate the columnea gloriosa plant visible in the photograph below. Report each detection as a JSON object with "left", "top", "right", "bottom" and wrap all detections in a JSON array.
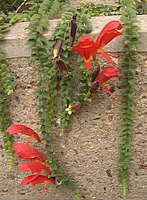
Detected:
[
  {"left": 5, "top": 18, "right": 122, "bottom": 199},
  {"left": 0, "top": 0, "right": 142, "bottom": 199},
  {"left": 118, "top": 0, "right": 140, "bottom": 195}
]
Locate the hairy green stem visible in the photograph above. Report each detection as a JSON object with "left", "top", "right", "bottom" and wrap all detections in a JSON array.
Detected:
[{"left": 118, "top": 0, "right": 140, "bottom": 195}]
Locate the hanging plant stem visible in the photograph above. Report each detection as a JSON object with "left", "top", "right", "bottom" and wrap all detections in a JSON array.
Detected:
[
  {"left": 0, "top": 19, "right": 14, "bottom": 169},
  {"left": 0, "top": 48, "right": 14, "bottom": 169},
  {"left": 0, "top": 86, "right": 13, "bottom": 169},
  {"left": 118, "top": 0, "right": 140, "bottom": 195},
  {"left": 50, "top": 7, "right": 93, "bottom": 135},
  {"left": 27, "top": 1, "right": 81, "bottom": 199}
]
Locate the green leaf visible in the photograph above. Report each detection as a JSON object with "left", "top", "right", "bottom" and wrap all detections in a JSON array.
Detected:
[{"left": 74, "top": 189, "right": 81, "bottom": 200}]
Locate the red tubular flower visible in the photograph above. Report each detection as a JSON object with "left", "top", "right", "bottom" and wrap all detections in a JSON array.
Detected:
[
  {"left": 53, "top": 40, "right": 62, "bottom": 59},
  {"left": 22, "top": 175, "right": 55, "bottom": 186},
  {"left": 70, "top": 14, "right": 77, "bottom": 46},
  {"left": 56, "top": 58, "right": 68, "bottom": 77},
  {"left": 97, "top": 66, "right": 120, "bottom": 83},
  {"left": 13, "top": 143, "right": 45, "bottom": 162},
  {"left": 96, "top": 21, "right": 123, "bottom": 63},
  {"left": 7, "top": 124, "right": 41, "bottom": 144},
  {"left": 18, "top": 161, "right": 51, "bottom": 175},
  {"left": 72, "top": 34, "right": 97, "bottom": 71},
  {"left": 22, "top": 175, "right": 56, "bottom": 200},
  {"left": 91, "top": 65, "right": 100, "bottom": 82},
  {"left": 97, "top": 66, "right": 120, "bottom": 98}
]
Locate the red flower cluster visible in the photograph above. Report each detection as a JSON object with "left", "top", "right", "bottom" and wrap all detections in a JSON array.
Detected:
[
  {"left": 72, "top": 20, "right": 123, "bottom": 71},
  {"left": 7, "top": 125, "right": 55, "bottom": 200}
]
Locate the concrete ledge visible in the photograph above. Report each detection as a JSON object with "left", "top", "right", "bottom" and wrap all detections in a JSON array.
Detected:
[{"left": 1, "top": 15, "right": 147, "bottom": 58}]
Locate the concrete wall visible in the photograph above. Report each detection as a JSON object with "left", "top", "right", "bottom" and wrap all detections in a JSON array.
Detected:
[
  {"left": 0, "top": 15, "right": 147, "bottom": 200},
  {"left": 1, "top": 15, "right": 147, "bottom": 58}
]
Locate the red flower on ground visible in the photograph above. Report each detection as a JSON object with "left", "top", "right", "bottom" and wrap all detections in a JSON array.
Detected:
[
  {"left": 97, "top": 66, "right": 120, "bottom": 98},
  {"left": 7, "top": 124, "right": 41, "bottom": 144},
  {"left": 96, "top": 20, "right": 123, "bottom": 63},
  {"left": 72, "top": 34, "right": 97, "bottom": 71},
  {"left": 18, "top": 161, "right": 51, "bottom": 175},
  {"left": 13, "top": 143, "right": 45, "bottom": 162},
  {"left": 22, "top": 175, "right": 56, "bottom": 200}
]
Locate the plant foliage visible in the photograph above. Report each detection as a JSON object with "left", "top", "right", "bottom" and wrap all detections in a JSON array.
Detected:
[
  {"left": 0, "top": 0, "right": 24, "bottom": 14},
  {"left": 118, "top": 0, "right": 140, "bottom": 195},
  {"left": 0, "top": 19, "right": 14, "bottom": 169},
  {"left": 26, "top": 0, "right": 82, "bottom": 199}
]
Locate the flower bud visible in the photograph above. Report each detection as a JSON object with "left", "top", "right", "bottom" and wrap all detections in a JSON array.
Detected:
[
  {"left": 56, "top": 59, "right": 68, "bottom": 77},
  {"left": 70, "top": 14, "right": 77, "bottom": 46},
  {"left": 71, "top": 103, "right": 80, "bottom": 110},
  {"left": 53, "top": 40, "right": 62, "bottom": 59},
  {"left": 91, "top": 65, "right": 100, "bottom": 82},
  {"left": 97, "top": 66, "right": 120, "bottom": 83},
  {"left": 87, "top": 82, "right": 99, "bottom": 97},
  {"left": 72, "top": 13, "right": 77, "bottom": 20}
]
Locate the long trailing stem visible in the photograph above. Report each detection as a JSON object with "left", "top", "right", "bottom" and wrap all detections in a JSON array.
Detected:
[
  {"left": 118, "top": 0, "right": 140, "bottom": 195},
  {"left": 0, "top": 27, "right": 14, "bottom": 169},
  {"left": 27, "top": 1, "right": 82, "bottom": 199}
]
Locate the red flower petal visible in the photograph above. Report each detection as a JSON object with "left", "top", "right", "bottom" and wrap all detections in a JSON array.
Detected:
[
  {"left": 13, "top": 143, "right": 45, "bottom": 162},
  {"left": 100, "top": 84, "right": 116, "bottom": 98},
  {"left": 84, "top": 59, "right": 91, "bottom": 71},
  {"left": 18, "top": 161, "right": 51, "bottom": 175},
  {"left": 7, "top": 124, "right": 41, "bottom": 143},
  {"left": 72, "top": 34, "right": 97, "bottom": 71},
  {"left": 95, "top": 21, "right": 123, "bottom": 62},
  {"left": 98, "top": 49, "right": 115, "bottom": 63},
  {"left": 97, "top": 66, "right": 120, "bottom": 83},
  {"left": 38, "top": 183, "right": 47, "bottom": 200},
  {"left": 15, "top": 152, "right": 41, "bottom": 162},
  {"left": 96, "top": 20, "right": 123, "bottom": 49},
  {"left": 22, "top": 175, "right": 56, "bottom": 186},
  {"left": 71, "top": 103, "right": 81, "bottom": 110}
]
